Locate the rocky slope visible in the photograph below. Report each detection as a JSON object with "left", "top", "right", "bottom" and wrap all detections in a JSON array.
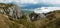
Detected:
[
  {"left": 0, "top": 3, "right": 21, "bottom": 19},
  {"left": 33, "top": 10, "right": 60, "bottom": 28}
]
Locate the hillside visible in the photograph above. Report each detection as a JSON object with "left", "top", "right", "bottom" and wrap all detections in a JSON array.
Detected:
[
  {"left": 0, "top": 14, "right": 13, "bottom": 28},
  {"left": 0, "top": 3, "right": 60, "bottom": 28},
  {"left": 0, "top": 10, "right": 60, "bottom": 28},
  {"left": 33, "top": 10, "right": 60, "bottom": 28}
]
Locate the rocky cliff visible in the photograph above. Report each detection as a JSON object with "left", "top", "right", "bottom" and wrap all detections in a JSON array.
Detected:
[{"left": 0, "top": 3, "right": 21, "bottom": 19}]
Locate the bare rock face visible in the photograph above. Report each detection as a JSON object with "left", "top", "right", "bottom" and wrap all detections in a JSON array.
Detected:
[
  {"left": 29, "top": 12, "right": 46, "bottom": 21},
  {"left": 0, "top": 3, "right": 21, "bottom": 19}
]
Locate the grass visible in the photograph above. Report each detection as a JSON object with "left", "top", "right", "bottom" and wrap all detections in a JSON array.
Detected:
[
  {"left": 8, "top": 10, "right": 60, "bottom": 28},
  {"left": 0, "top": 3, "right": 60, "bottom": 28}
]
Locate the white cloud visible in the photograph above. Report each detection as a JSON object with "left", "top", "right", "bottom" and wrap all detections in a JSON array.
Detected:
[
  {"left": 19, "top": 0, "right": 60, "bottom": 4},
  {"left": 45, "top": 0, "right": 60, "bottom": 4},
  {"left": 20, "top": 0, "right": 37, "bottom": 4},
  {"left": 34, "top": 7, "right": 60, "bottom": 13},
  {"left": 0, "top": 0, "right": 60, "bottom": 4},
  {"left": 0, "top": 0, "right": 60, "bottom": 5},
  {"left": 0, "top": 0, "right": 20, "bottom": 3},
  {"left": 0, "top": 0, "right": 13, "bottom": 3},
  {"left": 37, "top": 0, "right": 60, "bottom": 4}
]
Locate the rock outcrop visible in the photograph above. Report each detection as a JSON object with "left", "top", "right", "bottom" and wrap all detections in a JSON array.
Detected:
[
  {"left": 0, "top": 3, "right": 21, "bottom": 19},
  {"left": 29, "top": 12, "right": 46, "bottom": 21}
]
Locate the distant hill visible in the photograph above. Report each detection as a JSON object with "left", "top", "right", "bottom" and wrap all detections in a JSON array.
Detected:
[{"left": 21, "top": 10, "right": 33, "bottom": 15}]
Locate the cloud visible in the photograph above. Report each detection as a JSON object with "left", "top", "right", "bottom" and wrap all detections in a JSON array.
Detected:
[
  {"left": 0, "top": 0, "right": 12, "bottom": 3},
  {"left": 41, "top": 0, "right": 60, "bottom": 4},
  {"left": 19, "top": 0, "right": 60, "bottom": 4},
  {"left": 0, "top": 0, "right": 20, "bottom": 3},
  {"left": 19, "top": 0, "right": 38, "bottom": 4},
  {"left": 34, "top": 7, "right": 60, "bottom": 13},
  {"left": 0, "top": 0, "right": 60, "bottom": 4}
]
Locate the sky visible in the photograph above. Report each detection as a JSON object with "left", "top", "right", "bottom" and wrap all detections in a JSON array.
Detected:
[
  {"left": 0, "top": 0, "right": 60, "bottom": 13},
  {"left": 0, "top": 0, "right": 60, "bottom": 7},
  {"left": 20, "top": 0, "right": 60, "bottom": 4},
  {"left": 0, "top": 0, "right": 60, "bottom": 4},
  {"left": 34, "top": 7, "right": 60, "bottom": 13}
]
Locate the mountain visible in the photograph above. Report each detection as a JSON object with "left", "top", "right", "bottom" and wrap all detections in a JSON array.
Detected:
[
  {"left": 20, "top": 4, "right": 60, "bottom": 9},
  {"left": 20, "top": 3, "right": 54, "bottom": 9},
  {"left": 21, "top": 10, "right": 33, "bottom": 15},
  {"left": 0, "top": 3, "right": 60, "bottom": 28},
  {"left": 0, "top": 3, "right": 21, "bottom": 19}
]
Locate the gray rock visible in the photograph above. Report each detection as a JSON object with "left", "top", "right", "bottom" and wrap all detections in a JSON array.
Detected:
[{"left": 0, "top": 3, "right": 21, "bottom": 19}]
